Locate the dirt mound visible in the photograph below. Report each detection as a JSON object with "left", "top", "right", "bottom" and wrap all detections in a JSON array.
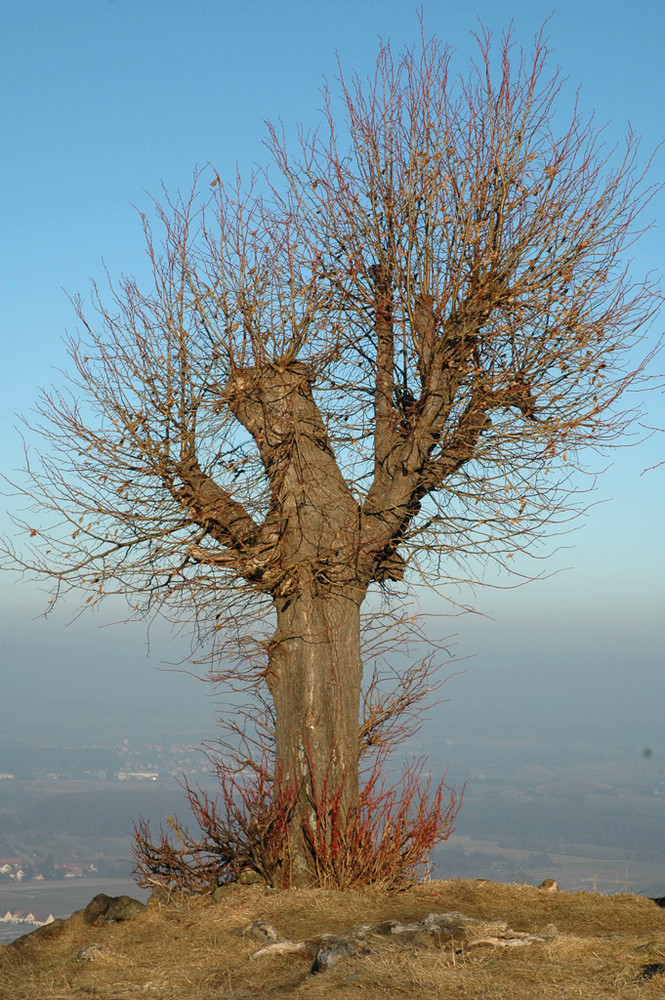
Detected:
[{"left": 2, "top": 879, "right": 665, "bottom": 998}]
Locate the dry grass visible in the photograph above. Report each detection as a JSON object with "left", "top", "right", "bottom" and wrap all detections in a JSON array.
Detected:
[{"left": 1, "top": 879, "right": 665, "bottom": 999}]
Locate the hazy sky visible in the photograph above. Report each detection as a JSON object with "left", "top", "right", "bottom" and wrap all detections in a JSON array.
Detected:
[{"left": 1, "top": 0, "right": 663, "bottom": 751}]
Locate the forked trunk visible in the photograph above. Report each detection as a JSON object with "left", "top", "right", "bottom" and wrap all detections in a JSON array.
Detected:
[{"left": 267, "top": 588, "right": 363, "bottom": 883}]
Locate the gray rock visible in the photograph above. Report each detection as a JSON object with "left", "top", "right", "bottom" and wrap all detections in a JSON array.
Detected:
[
  {"left": 80, "top": 893, "right": 147, "bottom": 924},
  {"left": 246, "top": 920, "right": 279, "bottom": 943},
  {"left": 77, "top": 942, "right": 105, "bottom": 961},
  {"left": 249, "top": 908, "right": 558, "bottom": 974},
  {"left": 311, "top": 938, "right": 358, "bottom": 973}
]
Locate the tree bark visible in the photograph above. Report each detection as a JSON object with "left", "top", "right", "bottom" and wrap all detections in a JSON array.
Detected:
[{"left": 267, "top": 587, "right": 363, "bottom": 882}]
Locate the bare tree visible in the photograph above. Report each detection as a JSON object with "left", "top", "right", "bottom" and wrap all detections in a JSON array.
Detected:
[{"left": 4, "top": 27, "right": 661, "bottom": 881}]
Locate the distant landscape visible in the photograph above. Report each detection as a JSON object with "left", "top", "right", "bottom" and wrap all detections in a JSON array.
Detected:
[{"left": 1, "top": 716, "right": 663, "bottom": 944}]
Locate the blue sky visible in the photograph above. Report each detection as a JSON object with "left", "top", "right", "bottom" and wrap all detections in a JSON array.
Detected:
[{"left": 1, "top": 0, "right": 663, "bottom": 747}]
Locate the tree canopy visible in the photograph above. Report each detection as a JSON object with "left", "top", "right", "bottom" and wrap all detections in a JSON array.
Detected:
[{"left": 4, "top": 27, "right": 661, "bottom": 885}]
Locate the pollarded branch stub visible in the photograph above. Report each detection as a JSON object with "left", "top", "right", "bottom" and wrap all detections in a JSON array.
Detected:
[
  {"left": 223, "top": 361, "right": 343, "bottom": 479},
  {"left": 186, "top": 536, "right": 296, "bottom": 597},
  {"left": 359, "top": 381, "right": 495, "bottom": 567},
  {"left": 225, "top": 360, "right": 362, "bottom": 575},
  {"left": 171, "top": 453, "right": 259, "bottom": 553},
  {"left": 413, "top": 292, "right": 437, "bottom": 385},
  {"left": 224, "top": 361, "right": 314, "bottom": 425},
  {"left": 368, "top": 263, "right": 394, "bottom": 333},
  {"left": 420, "top": 375, "right": 539, "bottom": 490}
]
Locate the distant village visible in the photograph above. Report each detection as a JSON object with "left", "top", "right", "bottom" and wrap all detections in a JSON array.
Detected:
[
  {"left": 0, "top": 908, "right": 54, "bottom": 929},
  {"left": 0, "top": 770, "right": 159, "bottom": 783},
  {"left": 0, "top": 857, "right": 91, "bottom": 931},
  {"left": 0, "top": 733, "right": 211, "bottom": 784},
  {"left": 0, "top": 736, "right": 213, "bottom": 909},
  {"left": 0, "top": 860, "right": 59, "bottom": 929},
  {"left": 0, "top": 857, "right": 89, "bottom": 883}
]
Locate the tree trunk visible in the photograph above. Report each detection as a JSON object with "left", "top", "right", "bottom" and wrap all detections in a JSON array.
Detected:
[{"left": 267, "top": 587, "right": 363, "bottom": 883}]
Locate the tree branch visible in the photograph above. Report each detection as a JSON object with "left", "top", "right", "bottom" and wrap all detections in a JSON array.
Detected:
[{"left": 370, "top": 263, "right": 397, "bottom": 470}]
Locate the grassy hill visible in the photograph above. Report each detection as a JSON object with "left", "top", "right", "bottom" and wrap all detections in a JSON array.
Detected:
[{"left": 1, "top": 879, "right": 665, "bottom": 998}]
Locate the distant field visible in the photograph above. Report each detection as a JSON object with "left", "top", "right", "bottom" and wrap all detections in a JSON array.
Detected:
[{"left": 438, "top": 835, "right": 665, "bottom": 896}]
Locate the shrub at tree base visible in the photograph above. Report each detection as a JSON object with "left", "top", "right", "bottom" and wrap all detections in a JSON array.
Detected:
[{"left": 132, "top": 750, "right": 462, "bottom": 891}]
